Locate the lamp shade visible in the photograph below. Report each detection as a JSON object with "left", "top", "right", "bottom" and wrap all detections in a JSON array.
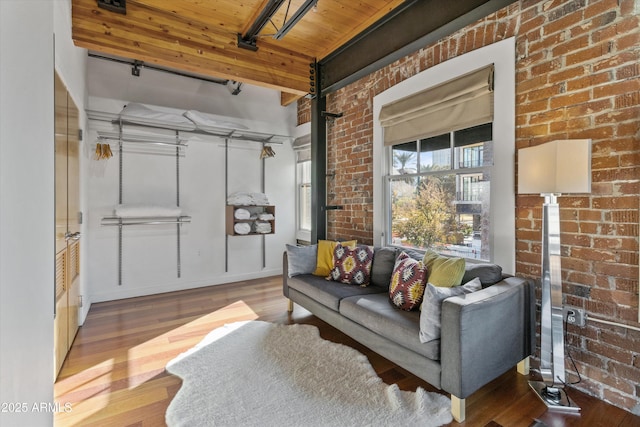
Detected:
[{"left": 518, "top": 139, "right": 592, "bottom": 194}]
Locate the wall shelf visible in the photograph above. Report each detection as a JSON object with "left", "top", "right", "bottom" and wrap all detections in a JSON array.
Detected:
[
  {"left": 225, "top": 205, "right": 275, "bottom": 236},
  {"left": 86, "top": 110, "right": 291, "bottom": 145}
]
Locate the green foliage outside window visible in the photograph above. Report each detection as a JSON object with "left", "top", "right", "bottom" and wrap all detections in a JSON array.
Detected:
[{"left": 392, "top": 175, "right": 464, "bottom": 249}]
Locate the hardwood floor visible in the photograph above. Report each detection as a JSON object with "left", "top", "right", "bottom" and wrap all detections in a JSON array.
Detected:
[{"left": 54, "top": 276, "right": 639, "bottom": 427}]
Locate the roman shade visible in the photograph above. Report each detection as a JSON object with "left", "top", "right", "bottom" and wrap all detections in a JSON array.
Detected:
[
  {"left": 292, "top": 134, "right": 311, "bottom": 162},
  {"left": 379, "top": 64, "right": 494, "bottom": 146}
]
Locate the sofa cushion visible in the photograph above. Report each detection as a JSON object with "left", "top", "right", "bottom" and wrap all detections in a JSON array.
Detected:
[
  {"left": 369, "top": 247, "right": 400, "bottom": 289},
  {"left": 285, "top": 244, "right": 318, "bottom": 277},
  {"left": 389, "top": 252, "right": 428, "bottom": 311},
  {"left": 340, "top": 293, "right": 440, "bottom": 360},
  {"left": 419, "top": 277, "right": 482, "bottom": 343},
  {"left": 462, "top": 263, "right": 503, "bottom": 287},
  {"left": 328, "top": 244, "right": 374, "bottom": 286},
  {"left": 423, "top": 249, "right": 466, "bottom": 287},
  {"left": 286, "top": 274, "right": 386, "bottom": 312},
  {"left": 313, "top": 240, "right": 357, "bottom": 276}
]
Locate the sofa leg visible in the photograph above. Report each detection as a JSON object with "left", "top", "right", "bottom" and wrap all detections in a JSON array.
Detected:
[
  {"left": 517, "top": 356, "right": 530, "bottom": 376},
  {"left": 451, "top": 395, "right": 465, "bottom": 423},
  {"left": 287, "top": 299, "right": 294, "bottom": 313}
]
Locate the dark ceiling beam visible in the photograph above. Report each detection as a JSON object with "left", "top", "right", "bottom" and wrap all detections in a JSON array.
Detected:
[
  {"left": 318, "top": 0, "right": 517, "bottom": 96},
  {"left": 238, "top": 0, "right": 286, "bottom": 51}
]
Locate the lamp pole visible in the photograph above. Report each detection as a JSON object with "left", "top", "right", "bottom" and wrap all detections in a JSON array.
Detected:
[{"left": 529, "top": 192, "right": 580, "bottom": 412}]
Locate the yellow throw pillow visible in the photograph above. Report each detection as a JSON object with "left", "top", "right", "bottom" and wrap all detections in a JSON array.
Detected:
[
  {"left": 423, "top": 249, "right": 465, "bottom": 288},
  {"left": 313, "top": 240, "right": 357, "bottom": 276}
]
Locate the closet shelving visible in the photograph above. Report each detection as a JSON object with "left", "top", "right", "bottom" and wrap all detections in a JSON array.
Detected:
[
  {"left": 225, "top": 205, "right": 276, "bottom": 236},
  {"left": 98, "top": 119, "right": 191, "bottom": 286},
  {"left": 88, "top": 110, "right": 292, "bottom": 144},
  {"left": 88, "top": 108, "right": 292, "bottom": 278},
  {"left": 223, "top": 137, "right": 276, "bottom": 272}
]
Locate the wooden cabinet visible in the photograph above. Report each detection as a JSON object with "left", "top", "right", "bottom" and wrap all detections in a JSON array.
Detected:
[
  {"left": 67, "top": 240, "right": 80, "bottom": 344},
  {"left": 226, "top": 205, "right": 275, "bottom": 235},
  {"left": 53, "top": 250, "right": 68, "bottom": 374},
  {"left": 54, "top": 72, "right": 81, "bottom": 377}
]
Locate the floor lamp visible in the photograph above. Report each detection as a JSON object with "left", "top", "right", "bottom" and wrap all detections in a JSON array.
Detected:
[{"left": 518, "top": 139, "right": 591, "bottom": 412}]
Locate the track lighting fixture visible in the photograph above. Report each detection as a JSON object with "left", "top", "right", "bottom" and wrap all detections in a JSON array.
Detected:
[
  {"left": 97, "top": 0, "right": 126, "bottom": 15},
  {"left": 231, "top": 81, "right": 243, "bottom": 95},
  {"left": 131, "top": 60, "right": 142, "bottom": 77}
]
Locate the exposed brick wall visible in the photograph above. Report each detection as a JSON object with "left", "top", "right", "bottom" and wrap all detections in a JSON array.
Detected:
[
  {"left": 299, "top": 0, "right": 640, "bottom": 413},
  {"left": 297, "top": 97, "right": 311, "bottom": 126},
  {"left": 515, "top": 0, "right": 640, "bottom": 412}
]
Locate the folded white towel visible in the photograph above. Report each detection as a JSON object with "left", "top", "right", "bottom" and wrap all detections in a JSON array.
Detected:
[
  {"left": 258, "top": 213, "right": 275, "bottom": 221},
  {"left": 253, "top": 221, "right": 272, "bottom": 234},
  {"left": 234, "top": 223, "right": 251, "bottom": 235},
  {"left": 227, "top": 192, "right": 270, "bottom": 206},
  {"left": 115, "top": 204, "right": 182, "bottom": 218},
  {"left": 234, "top": 208, "right": 251, "bottom": 220},
  {"left": 227, "top": 193, "right": 253, "bottom": 205}
]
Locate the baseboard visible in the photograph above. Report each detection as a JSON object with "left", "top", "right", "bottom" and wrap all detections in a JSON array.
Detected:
[{"left": 89, "top": 269, "right": 281, "bottom": 303}]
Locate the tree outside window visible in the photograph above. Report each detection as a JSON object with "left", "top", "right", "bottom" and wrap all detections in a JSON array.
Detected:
[{"left": 387, "top": 123, "right": 492, "bottom": 260}]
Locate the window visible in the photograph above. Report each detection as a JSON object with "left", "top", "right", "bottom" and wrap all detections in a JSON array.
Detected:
[
  {"left": 388, "top": 124, "right": 492, "bottom": 260},
  {"left": 297, "top": 160, "right": 312, "bottom": 233},
  {"left": 373, "top": 38, "right": 515, "bottom": 269},
  {"left": 292, "top": 133, "right": 311, "bottom": 242}
]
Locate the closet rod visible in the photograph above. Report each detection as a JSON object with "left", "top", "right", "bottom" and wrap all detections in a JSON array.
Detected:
[
  {"left": 101, "top": 217, "right": 191, "bottom": 226},
  {"left": 98, "top": 135, "right": 188, "bottom": 147}
]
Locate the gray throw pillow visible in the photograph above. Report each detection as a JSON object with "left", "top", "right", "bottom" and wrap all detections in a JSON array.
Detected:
[
  {"left": 462, "top": 263, "right": 502, "bottom": 287},
  {"left": 402, "top": 248, "right": 424, "bottom": 261},
  {"left": 370, "top": 247, "right": 399, "bottom": 289},
  {"left": 419, "top": 277, "right": 482, "bottom": 343},
  {"left": 285, "top": 244, "right": 317, "bottom": 277}
]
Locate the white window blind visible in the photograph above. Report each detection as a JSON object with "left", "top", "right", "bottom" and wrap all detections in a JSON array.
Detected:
[
  {"left": 292, "top": 134, "right": 311, "bottom": 162},
  {"left": 379, "top": 64, "right": 494, "bottom": 146}
]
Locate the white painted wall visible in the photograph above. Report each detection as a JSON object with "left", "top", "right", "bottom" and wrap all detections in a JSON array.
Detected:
[
  {"left": 87, "top": 56, "right": 290, "bottom": 124},
  {"left": 0, "top": 2, "right": 55, "bottom": 425},
  {"left": 84, "top": 62, "right": 297, "bottom": 302},
  {"left": 54, "top": 1, "right": 87, "bottom": 107}
]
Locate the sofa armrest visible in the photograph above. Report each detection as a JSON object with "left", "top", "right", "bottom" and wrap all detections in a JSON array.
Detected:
[{"left": 440, "top": 276, "right": 535, "bottom": 399}]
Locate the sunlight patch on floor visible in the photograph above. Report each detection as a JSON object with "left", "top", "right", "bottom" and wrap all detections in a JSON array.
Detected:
[
  {"left": 54, "top": 300, "right": 258, "bottom": 426},
  {"left": 125, "top": 299, "right": 259, "bottom": 389}
]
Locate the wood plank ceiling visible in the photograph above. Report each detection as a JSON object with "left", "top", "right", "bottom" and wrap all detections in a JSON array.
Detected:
[{"left": 71, "top": 0, "right": 406, "bottom": 105}]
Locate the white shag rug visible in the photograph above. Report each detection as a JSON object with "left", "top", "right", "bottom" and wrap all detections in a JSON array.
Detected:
[{"left": 165, "top": 320, "right": 452, "bottom": 427}]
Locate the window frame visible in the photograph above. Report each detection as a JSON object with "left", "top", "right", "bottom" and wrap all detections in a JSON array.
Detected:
[
  {"left": 296, "top": 159, "right": 312, "bottom": 242},
  {"left": 385, "top": 125, "right": 493, "bottom": 260},
  {"left": 372, "top": 37, "right": 516, "bottom": 270}
]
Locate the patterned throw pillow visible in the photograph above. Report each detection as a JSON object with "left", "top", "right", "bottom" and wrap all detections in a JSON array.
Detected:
[
  {"left": 313, "top": 240, "right": 357, "bottom": 276},
  {"left": 389, "top": 252, "right": 428, "bottom": 311},
  {"left": 327, "top": 244, "right": 374, "bottom": 286}
]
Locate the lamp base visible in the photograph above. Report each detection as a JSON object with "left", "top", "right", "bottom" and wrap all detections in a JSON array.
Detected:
[{"left": 529, "top": 381, "right": 581, "bottom": 413}]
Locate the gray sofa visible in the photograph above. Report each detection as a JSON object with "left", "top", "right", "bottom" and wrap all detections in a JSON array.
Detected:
[{"left": 283, "top": 246, "right": 535, "bottom": 422}]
